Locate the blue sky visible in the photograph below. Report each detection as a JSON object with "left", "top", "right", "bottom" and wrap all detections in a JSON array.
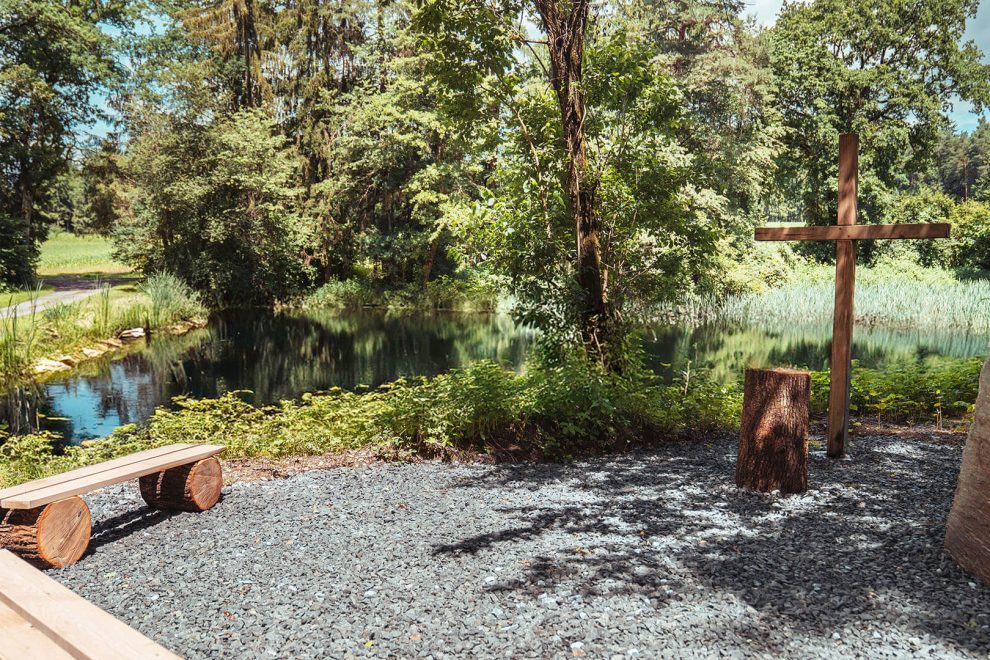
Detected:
[{"left": 745, "top": 0, "right": 990, "bottom": 132}]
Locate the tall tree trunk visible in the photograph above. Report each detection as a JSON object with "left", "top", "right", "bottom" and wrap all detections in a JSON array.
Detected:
[
  {"left": 422, "top": 234, "right": 440, "bottom": 289},
  {"left": 534, "top": 0, "right": 610, "bottom": 364},
  {"left": 19, "top": 169, "right": 33, "bottom": 241}
]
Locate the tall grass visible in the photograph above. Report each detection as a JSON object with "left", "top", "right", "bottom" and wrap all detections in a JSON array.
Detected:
[
  {"left": 141, "top": 272, "right": 205, "bottom": 328},
  {"left": 721, "top": 279, "right": 990, "bottom": 331},
  {"left": 0, "top": 291, "right": 40, "bottom": 383}
]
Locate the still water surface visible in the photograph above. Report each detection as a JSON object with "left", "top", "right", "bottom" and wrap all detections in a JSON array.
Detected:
[{"left": 3, "top": 309, "right": 988, "bottom": 442}]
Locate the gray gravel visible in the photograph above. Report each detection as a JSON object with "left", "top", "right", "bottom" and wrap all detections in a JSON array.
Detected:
[{"left": 53, "top": 435, "right": 990, "bottom": 659}]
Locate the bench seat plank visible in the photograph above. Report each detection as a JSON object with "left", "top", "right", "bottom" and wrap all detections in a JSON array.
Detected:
[
  {"left": 0, "top": 550, "right": 181, "bottom": 659},
  {"left": 1, "top": 444, "right": 225, "bottom": 509},
  {"left": 0, "top": 599, "right": 74, "bottom": 660},
  {"left": 0, "top": 444, "right": 198, "bottom": 501}
]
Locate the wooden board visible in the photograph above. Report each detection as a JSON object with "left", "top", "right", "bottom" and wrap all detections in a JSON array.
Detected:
[
  {"left": 0, "top": 550, "right": 181, "bottom": 659},
  {"left": 0, "top": 444, "right": 225, "bottom": 510},
  {"left": 0, "top": 445, "right": 201, "bottom": 501},
  {"left": 827, "top": 238, "right": 856, "bottom": 457},
  {"left": 0, "top": 599, "right": 74, "bottom": 660},
  {"left": 754, "top": 223, "right": 950, "bottom": 242}
]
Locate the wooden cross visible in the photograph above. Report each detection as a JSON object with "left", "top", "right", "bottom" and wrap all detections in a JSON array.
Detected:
[{"left": 755, "top": 134, "right": 950, "bottom": 458}]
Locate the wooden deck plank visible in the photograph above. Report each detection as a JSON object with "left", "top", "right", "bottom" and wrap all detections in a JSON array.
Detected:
[
  {"left": 0, "top": 550, "right": 181, "bottom": 659},
  {"left": 1, "top": 445, "right": 225, "bottom": 509},
  {"left": 0, "top": 599, "right": 75, "bottom": 660},
  {"left": 0, "top": 444, "right": 197, "bottom": 501},
  {"left": 755, "top": 223, "right": 950, "bottom": 242}
]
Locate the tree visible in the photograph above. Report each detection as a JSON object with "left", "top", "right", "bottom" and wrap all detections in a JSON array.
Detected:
[
  {"left": 79, "top": 136, "right": 128, "bottom": 235},
  {"left": 0, "top": 0, "right": 121, "bottom": 286},
  {"left": 936, "top": 121, "right": 990, "bottom": 202},
  {"left": 116, "top": 109, "right": 312, "bottom": 305},
  {"left": 416, "top": 1, "right": 720, "bottom": 366},
  {"left": 768, "top": 0, "right": 990, "bottom": 257}
]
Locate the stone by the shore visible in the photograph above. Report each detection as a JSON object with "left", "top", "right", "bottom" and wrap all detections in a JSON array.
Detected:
[
  {"left": 118, "top": 327, "right": 146, "bottom": 341},
  {"left": 32, "top": 358, "right": 71, "bottom": 374}
]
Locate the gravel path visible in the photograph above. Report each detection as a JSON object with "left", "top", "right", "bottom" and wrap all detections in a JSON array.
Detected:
[
  {"left": 53, "top": 435, "right": 990, "bottom": 659},
  {"left": 0, "top": 275, "right": 133, "bottom": 318}
]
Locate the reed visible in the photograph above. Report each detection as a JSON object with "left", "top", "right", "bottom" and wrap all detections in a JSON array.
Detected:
[{"left": 721, "top": 279, "right": 990, "bottom": 331}]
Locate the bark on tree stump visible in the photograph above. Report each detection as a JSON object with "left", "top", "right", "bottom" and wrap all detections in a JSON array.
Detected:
[
  {"left": 945, "top": 358, "right": 990, "bottom": 586},
  {"left": 736, "top": 368, "right": 810, "bottom": 494},
  {"left": 140, "top": 457, "right": 222, "bottom": 512},
  {"left": 0, "top": 496, "right": 91, "bottom": 568}
]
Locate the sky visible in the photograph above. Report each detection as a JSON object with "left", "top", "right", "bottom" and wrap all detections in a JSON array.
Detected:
[{"left": 744, "top": 0, "right": 990, "bottom": 131}]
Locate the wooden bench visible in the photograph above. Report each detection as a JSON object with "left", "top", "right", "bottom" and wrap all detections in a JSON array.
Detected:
[
  {"left": 0, "top": 444, "right": 224, "bottom": 568},
  {"left": 0, "top": 549, "right": 180, "bottom": 659}
]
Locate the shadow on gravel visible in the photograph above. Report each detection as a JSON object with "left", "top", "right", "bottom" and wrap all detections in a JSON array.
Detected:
[
  {"left": 87, "top": 507, "right": 176, "bottom": 556},
  {"left": 435, "top": 436, "right": 990, "bottom": 655}
]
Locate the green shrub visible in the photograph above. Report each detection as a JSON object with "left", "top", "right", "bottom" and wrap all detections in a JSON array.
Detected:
[
  {"left": 0, "top": 354, "right": 742, "bottom": 486},
  {"left": 1, "top": 354, "right": 980, "bottom": 488},
  {"left": 304, "top": 273, "right": 502, "bottom": 312},
  {"left": 810, "top": 357, "right": 981, "bottom": 423}
]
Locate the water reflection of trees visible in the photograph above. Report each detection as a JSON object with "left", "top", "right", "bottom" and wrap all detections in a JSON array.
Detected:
[
  {"left": 189, "top": 310, "right": 538, "bottom": 403},
  {"left": 1, "top": 311, "right": 539, "bottom": 441}
]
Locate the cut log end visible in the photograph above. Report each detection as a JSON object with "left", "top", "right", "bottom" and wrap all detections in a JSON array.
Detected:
[
  {"left": 0, "top": 497, "right": 91, "bottom": 568},
  {"left": 736, "top": 368, "right": 810, "bottom": 494},
  {"left": 140, "top": 457, "right": 222, "bottom": 512}
]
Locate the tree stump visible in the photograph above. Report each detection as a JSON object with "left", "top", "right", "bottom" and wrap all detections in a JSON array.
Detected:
[
  {"left": 0, "top": 496, "right": 91, "bottom": 568},
  {"left": 945, "top": 358, "right": 990, "bottom": 586},
  {"left": 736, "top": 368, "right": 810, "bottom": 494},
  {"left": 140, "top": 457, "right": 222, "bottom": 512}
]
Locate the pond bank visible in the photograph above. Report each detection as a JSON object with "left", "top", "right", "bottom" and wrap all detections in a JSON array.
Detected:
[{"left": 52, "top": 434, "right": 990, "bottom": 659}]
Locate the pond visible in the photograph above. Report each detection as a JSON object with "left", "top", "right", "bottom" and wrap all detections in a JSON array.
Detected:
[{"left": 2, "top": 308, "right": 988, "bottom": 443}]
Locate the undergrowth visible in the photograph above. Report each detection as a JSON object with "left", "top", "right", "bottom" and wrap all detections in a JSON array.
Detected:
[{"left": 0, "top": 353, "right": 980, "bottom": 489}]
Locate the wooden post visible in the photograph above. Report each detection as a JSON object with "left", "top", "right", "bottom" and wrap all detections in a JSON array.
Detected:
[
  {"left": 736, "top": 368, "right": 810, "bottom": 494},
  {"left": 827, "top": 134, "right": 858, "bottom": 458},
  {"left": 945, "top": 358, "right": 990, "bottom": 586}
]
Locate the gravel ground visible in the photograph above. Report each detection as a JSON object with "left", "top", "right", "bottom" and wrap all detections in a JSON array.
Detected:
[{"left": 53, "top": 435, "right": 990, "bottom": 659}]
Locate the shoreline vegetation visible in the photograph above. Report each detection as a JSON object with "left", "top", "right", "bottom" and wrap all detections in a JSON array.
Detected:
[
  {"left": 1, "top": 354, "right": 980, "bottom": 489},
  {"left": 1, "top": 272, "right": 208, "bottom": 385}
]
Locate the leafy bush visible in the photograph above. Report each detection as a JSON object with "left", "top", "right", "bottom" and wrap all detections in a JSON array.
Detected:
[
  {"left": 1, "top": 354, "right": 981, "bottom": 488},
  {"left": 810, "top": 357, "right": 981, "bottom": 423},
  {"left": 0, "top": 354, "right": 741, "bottom": 486}
]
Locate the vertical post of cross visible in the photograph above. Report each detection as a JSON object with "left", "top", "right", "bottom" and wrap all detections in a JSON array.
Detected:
[{"left": 827, "top": 133, "right": 858, "bottom": 458}]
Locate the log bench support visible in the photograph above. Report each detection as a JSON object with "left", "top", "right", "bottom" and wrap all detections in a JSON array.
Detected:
[
  {"left": 0, "top": 497, "right": 91, "bottom": 569},
  {"left": 140, "top": 457, "right": 223, "bottom": 512},
  {"left": 0, "top": 444, "right": 224, "bottom": 569}
]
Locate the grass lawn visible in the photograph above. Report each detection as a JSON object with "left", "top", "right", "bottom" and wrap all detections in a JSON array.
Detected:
[{"left": 36, "top": 232, "right": 132, "bottom": 276}]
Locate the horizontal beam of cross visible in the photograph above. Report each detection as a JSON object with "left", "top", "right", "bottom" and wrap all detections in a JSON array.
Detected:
[{"left": 755, "top": 223, "right": 950, "bottom": 242}]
